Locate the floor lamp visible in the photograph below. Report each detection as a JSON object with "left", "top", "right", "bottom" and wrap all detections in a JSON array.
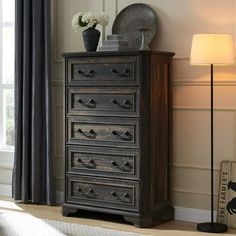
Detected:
[{"left": 190, "top": 34, "right": 235, "bottom": 233}]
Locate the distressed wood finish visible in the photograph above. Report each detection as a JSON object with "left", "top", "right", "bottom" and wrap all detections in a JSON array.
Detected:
[
  {"left": 62, "top": 50, "right": 175, "bottom": 227},
  {"left": 67, "top": 87, "right": 139, "bottom": 117},
  {"left": 66, "top": 175, "right": 139, "bottom": 212},
  {"left": 66, "top": 145, "right": 139, "bottom": 179},
  {"left": 67, "top": 56, "right": 139, "bottom": 86},
  {"left": 67, "top": 116, "right": 139, "bottom": 148}
]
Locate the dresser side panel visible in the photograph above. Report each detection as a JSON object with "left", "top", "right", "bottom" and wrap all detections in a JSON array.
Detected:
[
  {"left": 150, "top": 54, "right": 173, "bottom": 210},
  {"left": 138, "top": 53, "right": 152, "bottom": 215}
]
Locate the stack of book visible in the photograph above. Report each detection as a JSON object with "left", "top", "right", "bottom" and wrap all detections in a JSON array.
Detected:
[{"left": 99, "top": 34, "right": 130, "bottom": 51}]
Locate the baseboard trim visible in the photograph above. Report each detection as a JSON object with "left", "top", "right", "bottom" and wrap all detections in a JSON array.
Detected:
[
  {"left": 0, "top": 188, "right": 215, "bottom": 223},
  {"left": 0, "top": 184, "right": 12, "bottom": 197},
  {"left": 174, "top": 206, "right": 216, "bottom": 223},
  {"left": 56, "top": 191, "right": 63, "bottom": 205}
]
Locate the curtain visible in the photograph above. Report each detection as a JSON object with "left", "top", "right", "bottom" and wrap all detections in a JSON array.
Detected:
[{"left": 12, "top": 0, "right": 56, "bottom": 205}]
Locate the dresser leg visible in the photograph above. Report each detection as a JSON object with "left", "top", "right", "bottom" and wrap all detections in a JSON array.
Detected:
[
  {"left": 123, "top": 216, "right": 153, "bottom": 228},
  {"left": 62, "top": 206, "right": 78, "bottom": 216}
]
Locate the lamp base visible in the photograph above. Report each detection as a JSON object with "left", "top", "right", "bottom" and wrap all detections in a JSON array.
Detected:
[{"left": 197, "top": 222, "right": 227, "bottom": 233}]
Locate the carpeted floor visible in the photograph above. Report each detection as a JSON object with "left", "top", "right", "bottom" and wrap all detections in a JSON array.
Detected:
[{"left": 0, "top": 212, "right": 147, "bottom": 236}]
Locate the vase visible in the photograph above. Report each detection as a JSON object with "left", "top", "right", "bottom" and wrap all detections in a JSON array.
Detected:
[{"left": 82, "top": 26, "right": 100, "bottom": 52}]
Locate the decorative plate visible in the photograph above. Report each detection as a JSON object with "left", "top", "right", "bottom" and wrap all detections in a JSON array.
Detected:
[{"left": 112, "top": 3, "right": 157, "bottom": 49}]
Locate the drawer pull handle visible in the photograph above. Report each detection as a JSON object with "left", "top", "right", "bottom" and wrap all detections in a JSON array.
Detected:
[
  {"left": 110, "top": 68, "right": 130, "bottom": 77},
  {"left": 111, "top": 191, "right": 118, "bottom": 198},
  {"left": 120, "top": 131, "right": 132, "bottom": 141},
  {"left": 85, "top": 129, "right": 96, "bottom": 138},
  {"left": 111, "top": 99, "right": 132, "bottom": 109},
  {"left": 77, "top": 69, "right": 95, "bottom": 77},
  {"left": 76, "top": 128, "right": 97, "bottom": 138},
  {"left": 77, "top": 98, "right": 96, "bottom": 108},
  {"left": 110, "top": 130, "right": 132, "bottom": 141},
  {"left": 111, "top": 99, "right": 117, "bottom": 105},
  {"left": 77, "top": 187, "right": 96, "bottom": 197},
  {"left": 111, "top": 191, "right": 130, "bottom": 202},
  {"left": 111, "top": 161, "right": 132, "bottom": 171},
  {"left": 123, "top": 193, "right": 130, "bottom": 199},
  {"left": 111, "top": 160, "right": 118, "bottom": 167},
  {"left": 123, "top": 99, "right": 130, "bottom": 105},
  {"left": 77, "top": 158, "right": 96, "bottom": 169},
  {"left": 111, "top": 130, "right": 118, "bottom": 136},
  {"left": 76, "top": 128, "right": 83, "bottom": 134}
]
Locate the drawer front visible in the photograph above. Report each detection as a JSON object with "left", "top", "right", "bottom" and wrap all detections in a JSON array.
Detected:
[
  {"left": 67, "top": 56, "right": 139, "bottom": 86},
  {"left": 67, "top": 116, "right": 139, "bottom": 148},
  {"left": 66, "top": 146, "right": 139, "bottom": 179},
  {"left": 67, "top": 88, "right": 139, "bottom": 117},
  {"left": 66, "top": 175, "right": 139, "bottom": 211}
]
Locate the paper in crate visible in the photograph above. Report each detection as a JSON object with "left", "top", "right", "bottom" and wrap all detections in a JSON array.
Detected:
[{"left": 217, "top": 161, "right": 236, "bottom": 228}]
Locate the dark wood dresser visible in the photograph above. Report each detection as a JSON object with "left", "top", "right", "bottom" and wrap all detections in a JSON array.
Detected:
[{"left": 62, "top": 50, "right": 175, "bottom": 227}]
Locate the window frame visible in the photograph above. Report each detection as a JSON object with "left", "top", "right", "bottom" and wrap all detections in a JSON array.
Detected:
[
  {"left": 0, "top": 0, "right": 15, "bottom": 152},
  {"left": 0, "top": 84, "right": 14, "bottom": 151}
]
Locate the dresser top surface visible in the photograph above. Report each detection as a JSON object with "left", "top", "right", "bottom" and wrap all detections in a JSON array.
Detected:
[{"left": 62, "top": 50, "right": 175, "bottom": 58}]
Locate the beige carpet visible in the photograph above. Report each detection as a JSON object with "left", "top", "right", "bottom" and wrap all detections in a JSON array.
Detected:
[{"left": 0, "top": 212, "right": 147, "bottom": 236}]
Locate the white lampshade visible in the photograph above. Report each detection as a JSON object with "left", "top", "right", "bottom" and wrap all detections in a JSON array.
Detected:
[{"left": 190, "top": 34, "right": 235, "bottom": 65}]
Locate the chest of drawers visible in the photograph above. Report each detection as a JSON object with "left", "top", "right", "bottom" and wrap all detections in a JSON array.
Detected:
[{"left": 62, "top": 50, "right": 175, "bottom": 227}]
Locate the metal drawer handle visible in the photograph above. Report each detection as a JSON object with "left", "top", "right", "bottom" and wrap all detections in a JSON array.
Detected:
[
  {"left": 77, "top": 158, "right": 96, "bottom": 169},
  {"left": 111, "top": 99, "right": 132, "bottom": 109},
  {"left": 77, "top": 98, "right": 96, "bottom": 108},
  {"left": 77, "top": 69, "right": 95, "bottom": 77},
  {"left": 120, "top": 131, "right": 132, "bottom": 141},
  {"left": 110, "top": 68, "right": 130, "bottom": 77},
  {"left": 110, "top": 130, "right": 132, "bottom": 141},
  {"left": 111, "top": 191, "right": 118, "bottom": 198},
  {"left": 111, "top": 160, "right": 132, "bottom": 171},
  {"left": 77, "top": 187, "right": 96, "bottom": 197},
  {"left": 111, "top": 191, "right": 130, "bottom": 202},
  {"left": 111, "top": 130, "right": 118, "bottom": 136},
  {"left": 123, "top": 99, "right": 130, "bottom": 105},
  {"left": 76, "top": 128, "right": 97, "bottom": 138}
]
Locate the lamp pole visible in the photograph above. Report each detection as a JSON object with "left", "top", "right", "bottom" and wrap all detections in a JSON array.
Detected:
[
  {"left": 211, "top": 64, "right": 214, "bottom": 225},
  {"left": 197, "top": 64, "right": 228, "bottom": 233}
]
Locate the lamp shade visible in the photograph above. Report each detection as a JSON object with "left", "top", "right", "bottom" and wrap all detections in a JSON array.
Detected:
[{"left": 190, "top": 34, "right": 235, "bottom": 65}]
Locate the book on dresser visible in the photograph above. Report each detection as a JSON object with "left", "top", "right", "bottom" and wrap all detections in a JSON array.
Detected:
[{"left": 62, "top": 50, "right": 175, "bottom": 228}]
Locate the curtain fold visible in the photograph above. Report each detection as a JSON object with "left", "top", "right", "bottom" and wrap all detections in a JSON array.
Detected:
[{"left": 12, "top": 0, "right": 56, "bottom": 205}]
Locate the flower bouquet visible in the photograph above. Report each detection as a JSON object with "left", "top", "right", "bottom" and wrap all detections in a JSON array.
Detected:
[
  {"left": 72, "top": 12, "right": 109, "bottom": 51},
  {"left": 72, "top": 11, "right": 109, "bottom": 30}
]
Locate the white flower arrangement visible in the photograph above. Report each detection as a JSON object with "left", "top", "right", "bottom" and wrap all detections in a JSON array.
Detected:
[{"left": 72, "top": 11, "right": 109, "bottom": 32}]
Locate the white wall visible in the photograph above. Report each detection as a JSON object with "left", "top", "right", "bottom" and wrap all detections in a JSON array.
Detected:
[{"left": 52, "top": 0, "right": 236, "bottom": 212}]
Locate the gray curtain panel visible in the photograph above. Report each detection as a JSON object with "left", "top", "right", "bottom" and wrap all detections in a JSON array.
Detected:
[{"left": 12, "top": 0, "right": 56, "bottom": 205}]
